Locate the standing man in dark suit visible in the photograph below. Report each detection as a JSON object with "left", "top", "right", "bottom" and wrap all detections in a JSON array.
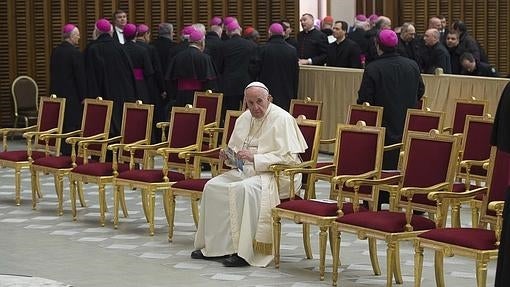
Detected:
[
  {"left": 281, "top": 19, "right": 298, "bottom": 50},
  {"left": 218, "top": 21, "right": 256, "bottom": 116},
  {"left": 297, "top": 13, "right": 328, "bottom": 66},
  {"left": 326, "top": 21, "right": 362, "bottom": 68},
  {"left": 112, "top": 10, "right": 127, "bottom": 44},
  {"left": 205, "top": 16, "right": 223, "bottom": 70},
  {"left": 50, "top": 24, "right": 87, "bottom": 155},
  {"left": 250, "top": 23, "right": 299, "bottom": 111}
]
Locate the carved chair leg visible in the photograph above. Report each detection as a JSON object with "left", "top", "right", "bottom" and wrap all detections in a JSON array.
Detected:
[
  {"left": 148, "top": 189, "right": 156, "bottom": 236},
  {"left": 413, "top": 240, "right": 424, "bottom": 287},
  {"left": 386, "top": 240, "right": 396, "bottom": 287},
  {"left": 272, "top": 212, "right": 281, "bottom": 268},
  {"left": 77, "top": 181, "right": 86, "bottom": 207},
  {"left": 393, "top": 241, "right": 403, "bottom": 284},
  {"left": 55, "top": 174, "right": 64, "bottom": 216},
  {"left": 70, "top": 179, "right": 78, "bottom": 221},
  {"left": 15, "top": 167, "right": 22, "bottom": 206},
  {"left": 113, "top": 185, "right": 121, "bottom": 229},
  {"left": 30, "top": 167, "right": 37, "bottom": 209},
  {"left": 303, "top": 223, "right": 313, "bottom": 259},
  {"left": 163, "top": 189, "right": 175, "bottom": 242},
  {"left": 368, "top": 237, "right": 381, "bottom": 275},
  {"left": 434, "top": 250, "right": 445, "bottom": 287},
  {"left": 331, "top": 224, "right": 341, "bottom": 287},
  {"left": 190, "top": 197, "right": 200, "bottom": 227},
  {"left": 476, "top": 257, "right": 488, "bottom": 287},
  {"left": 98, "top": 184, "right": 106, "bottom": 226},
  {"left": 318, "top": 225, "right": 328, "bottom": 281},
  {"left": 141, "top": 189, "right": 150, "bottom": 223}
]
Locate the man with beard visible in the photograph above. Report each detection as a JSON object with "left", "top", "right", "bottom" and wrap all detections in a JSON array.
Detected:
[{"left": 49, "top": 24, "right": 87, "bottom": 155}]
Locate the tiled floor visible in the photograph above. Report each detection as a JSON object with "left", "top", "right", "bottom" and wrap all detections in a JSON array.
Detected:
[{"left": 0, "top": 140, "right": 497, "bottom": 287}]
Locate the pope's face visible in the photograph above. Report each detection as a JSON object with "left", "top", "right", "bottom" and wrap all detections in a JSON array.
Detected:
[{"left": 244, "top": 87, "right": 271, "bottom": 119}]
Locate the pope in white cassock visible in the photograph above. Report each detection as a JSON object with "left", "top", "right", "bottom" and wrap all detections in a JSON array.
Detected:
[{"left": 191, "top": 81, "right": 308, "bottom": 267}]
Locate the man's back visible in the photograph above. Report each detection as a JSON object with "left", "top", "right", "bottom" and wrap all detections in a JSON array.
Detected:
[{"left": 219, "top": 35, "right": 256, "bottom": 97}]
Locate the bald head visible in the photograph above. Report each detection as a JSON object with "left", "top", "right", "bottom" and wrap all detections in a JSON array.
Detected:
[
  {"left": 424, "top": 28, "right": 440, "bottom": 46},
  {"left": 376, "top": 16, "right": 392, "bottom": 29},
  {"left": 428, "top": 17, "right": 442, "bottom": 30}
]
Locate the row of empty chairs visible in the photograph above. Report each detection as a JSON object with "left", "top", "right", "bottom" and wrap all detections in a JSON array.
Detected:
[{"left": 0, "top": 90, "right": 502, "bottom": 287}]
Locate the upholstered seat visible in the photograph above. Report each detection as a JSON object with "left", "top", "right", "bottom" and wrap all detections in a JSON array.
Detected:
[
  {"left": 419, "top": 228, "right": 497, "bottom": 250},
  {"left": 277, "top": 200, "right": 368, "bottom": 217},
  {"left": 117, "top": 169, "right": 185, "bottom": 183},
  {"left": 0, "top": 150, "right": 47, "bottom": 162},
  {"left": 171, "top": 178, "right": 209, "bottom": 191},
  {"left": 33, "top": 156, "right": 92, "bottom": 169},
  {"left": 338, "top": 211, "right": 436, "bottom": 233},
  {"left": 71, "top": 162, "right": 130, "bottom": 176}
]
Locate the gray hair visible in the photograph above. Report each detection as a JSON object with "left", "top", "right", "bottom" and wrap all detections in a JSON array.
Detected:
[{"left": 158, "top": 23, "right": 173, "bottom": 37}]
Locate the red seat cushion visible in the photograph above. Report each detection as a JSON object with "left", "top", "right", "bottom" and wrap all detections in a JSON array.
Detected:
[
  {"left": 276, "top": 200, "right": 368, "bottom": 217},
  {"left": 71, "top": 162, "right": 130, "bottom": 176},
  {"left": 0, "top": 150, "right": 47, "bottom": 162},
  {"left": 117, "top": 169, "right": 185, "bottom": 183},
  {"left": 337, "top": 211, "right": 436, "bottom": 233},
  {"left": 172, "top": 178, "right": 210, "bottom": 191},
  {"left": 418, "top": 228, "right": 497, "bottom": 250},
  {"left": 33, "top": 156, "right": 92, "bottom": 169}
]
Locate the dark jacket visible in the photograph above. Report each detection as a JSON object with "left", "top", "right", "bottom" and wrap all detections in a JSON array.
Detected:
[
  {"left": 491, "top": 82, "right": 510, "bottom": 153},
  {"left": 297, "top": 28, "right": 328, "bottom": 65},
  {"left": 461, "top": 61, "right": 498, "bottom": 77},
  {"left": 204, "top": 31, "right": 223, "bottom": 70},
  {"left": 326, "top": 38, "right": 362, "bottom": 68},
  {"left": 419, "top": 42, "right": 451, "bottom": 74}
]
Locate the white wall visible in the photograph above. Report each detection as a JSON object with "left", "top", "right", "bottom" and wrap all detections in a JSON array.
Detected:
[{"left": 300, "top": 0, "right": 356, "bottom": 27}]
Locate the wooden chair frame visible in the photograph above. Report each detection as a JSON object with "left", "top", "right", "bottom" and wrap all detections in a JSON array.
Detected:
[
  {"left": 289, "top": 97, "right": 323, "bottom": 120},
  {"left": 443, "top": 97, "right": 488, "bottom": 135}
]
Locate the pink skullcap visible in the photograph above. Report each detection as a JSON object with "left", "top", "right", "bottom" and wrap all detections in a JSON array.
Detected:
[
  {"left": 137, "top": 24, "right": 149, "bottom": 34},
  {"left": 368, "top": 14, "right": 379, "bottom": 23},
  {"left": 323, "top": 16, "right": 334, "bottom": 25},
  {"left": 226, "top": 21, "right": 240, "bottom": 32},
  {"left": 268, "top": 23, "right": 284, "bottom": 35},
  {"left": 181, "top": 25, "right": 195, "bottom": 36},
  {"left": 243, "top": 26, "right": 255, "bottom": 36},
  {"left": 62, "top": 24, "right": 76, "bottom": 34},
  {"left": 210, "top": 16, "right": 222, "bottom": 26},
  {"left": 355, "top": 14, "right": 367, "bottom": 22},
  {"left": 189, "top": 29, "right": 205, "bottom": 42},
  {"left": 378, "top": 29, "right": 398, "bottom": 48},
  {"left": 123, "top": 23, "right": 137, "bottom": 38},
  {"left": 223, "top": 16, "right": 237, "bottom": 26},
  {"left": 95, "top": 19, "right": 112, "bottom": 33}
]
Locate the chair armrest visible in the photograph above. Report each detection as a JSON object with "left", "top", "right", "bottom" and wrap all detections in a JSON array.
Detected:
[
  {"left": 178, "top": 147, "right": 222, "bottom": 160},
  {"left": 23, "top": 128, "right": 59, "bottom": 139},
  {"left": 0, "top": 125, "right": 37, "bottom": 135},
  {"left": 442, "top": 126, "right": 452, "bottom": 134},
  {"left": 489, "top": 200, "right": 506, "bottom": 245},
  {"left": 428, "top": 186, "right": 488, "bottom": 203},
  {"left": 383, "top": 142, "right": 403, "bottom": 152},
  {"left": 156, "top": 121, "right": 170, "bottom": 129},
  {"left": 39, "top": 130, "right": 81, "bottom": 140},
  {"left": 459, "top": 159, "right": 490, "bottom": 170},
  {"left": 270, "top": 160, "right": 316, "bottom": 173},
  {"left": 65, "top": 133, "right": 107, "bottom": 145},
  {"left": 203, "top": 122, "right": 217, "bottom": 129},
  {"left": 488, "top": 201, "right": 505, "bottom": 213},
  {"left": 400, "top": 182, "right": 451, "bottom": 198},
  {"left": 79, "top": 136, "right": 123, "bottom": 148},
  {"left": 124, "top": 141, "right": 168, "bottom": 152},
  {"left": 345, "top": 174, "right": 402, "bottom": 188},
  {"left": 203, "top": 127, "right": 224, "bottom": 134},
  {"left": 284, "top": 164, "right": 336, "bottom": 177},
  {"left": 320, "top": 138, "right": 335, "bottom": 145},
  {"left": 331, "top": 170, "right": 379, "bottom": 185},
  {"left": 332, "top": 170, "right": 380, "bottom": 214},
  {"left": 157, "top": 144, "right": 198, "bottom": 157}
]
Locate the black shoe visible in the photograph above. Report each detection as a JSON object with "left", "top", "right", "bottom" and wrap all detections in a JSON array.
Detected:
[
  {"left": 222, "top": 254, "right": 249, "bottom": 267},
  {"left": 191, "top": 249, "right": 229, "bottom": 261}
]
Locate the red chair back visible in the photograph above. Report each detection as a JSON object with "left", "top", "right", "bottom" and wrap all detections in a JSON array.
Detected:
[
  {"left": 451, "top": 99, "right": 487, "bottom": 134},
  {"left": 346, "top": 103, "right": 383, "bottom": 127},
  {"left": 35, "top": 96, "right": 66, "bottom": 152},
  {"left": 296, "top": 117, "right": 322, "bottom": 164},
  {"left": 81, "top": 98, "right": 113, "bottom": 156},
  {"left": 460, "top": 116, "right": 493, "bottom": 177},
  {"left": 406, "top": 109, "right": 444, "bottom": 133},
  {"left": 121, "top": 102, "right": 154, "bottom": 161},
  {"left": 480, "top": 148, "right": 510, "bottom": 220},
  {"left": 290, "top": 98, "right": 322, "bottom": 120},
  {"left": 167, "top": 106, "right": 206, "bottom": 167},
  {"left": 194, "top": 91, "right": 223, "bottom": 126}
]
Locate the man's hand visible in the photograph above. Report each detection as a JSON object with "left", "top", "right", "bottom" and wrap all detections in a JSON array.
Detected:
[
  {"left": 237, "top": 149, "right": 254, "bottom": 162},
  {"left": 298, "top": 59, "right": 310, "bottom": 65},
  {"left": 219, "top": 149, "right": 227, "bottom": 161}
]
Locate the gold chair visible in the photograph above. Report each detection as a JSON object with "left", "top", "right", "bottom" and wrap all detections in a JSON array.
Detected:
[
  {"left": 30, "top": 98, "right": 113, "bottom": 215},
  {"left": 289, "top": 97, "right": 323, "bottom": 120},
  {"left": 331, "top": 130, "right": 461, "bottom": 287},
  {"left": 0, "top": 95, "right": 65, "bottom": 205},
  {"left": 11, "top": 75, "right": 39, "bottom": 128},
  {"left": 346, "top": 102, "right": 383, "bottom": 127},
  {"left": 164, "top": 110, "right": 243, "bottom": 241},
  {"left": 112, "top": 106, "right": 206, "bottom": 235},
  {"left": 68, "top": 101, "right": 153, "bottom": 225},
  {"left": 414, "top": 147, "right": 507, "bottom": 287},
  {"left": 273, "top": 122, "right": 384, "bottom": 281},
  {"left": 415, "top": 95, "right": 428, "bottom": 110},
  {"left": 442, "top": 97, "right": 488, "bottom": 135}
]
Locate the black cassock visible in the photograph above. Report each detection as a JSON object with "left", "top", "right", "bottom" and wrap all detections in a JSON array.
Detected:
[
  {"left": 84, "top": 33, "right": 136, "bottom": 136},
  {"left": 49, "top": 41, "right": 87, "bottom": 155},
  {"left": 123, "top": 41, "right": 154, "bottom": 104},
  {"left": 166, "top": 46, "right": 218, "bottom": 107},
  {"left": 250, "top": 35, "right": 298, "bottom": 111},
  {"left": 492, "top": 82, "right": 510, "bottom": 287}
]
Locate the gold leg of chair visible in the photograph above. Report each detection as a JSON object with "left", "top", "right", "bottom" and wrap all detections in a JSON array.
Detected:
[
  {"left": 113, "top": 184, "right": 120, "bottom": 229},
  {"left": 148, "top": 189, "right": 155, "bottom": 236},
  {"left": 119, "top": 187, "right": 128, "bottom": 217},
  {"left": 55, "top": 174, "right": 64, "bottom": 216},
  {"left": 476, "top": 258, "right": 488, "bottom": 287},
  {"left": 368, "top": 237, "right": 381, "bottom": 275},
  {"left": 413, "top": 240, "right": 424, "bottom": 287},
  {"left": 30, "top": 167, "right": 37, "bottom": 209},
  {"left": 78, "top": 181, "right": 86, "bottom": 207},
  {"left": 318, "top": 225, "right": 328, "bottom": 281},
  {"left": 163, "top": 190, "right": 174, "bottom": 242},
  {"left": 15, "top": 167, "right": 21, "bottom": 206},
  {"left": 141, "top": 189, "right": 150, "bottom": 223},
  {"left": 272, "top": 212, "right": 281, "bottom": 269},
  {"left": 191, "top": 197, "right": 200, "bottom": 228},
  {"left": 70, "top": 179, "right": 78, "bottom": 221},
  {"left": 98, "top": 184, "right": 106, "bottom": 227},
  {"left": 386, "top": 240, "right": 396, "bottom": 287},
  {"left": 434, "top": 250, "right": 445, "bottom": 287},
  {"left": 392, "top": 241, "right": 403, "bottom": 284},
  {"left": 331, "top": 225, "right": 341, "bottom": 287},
  {"left": 471, "top": 201, "right": 480, "bottom": 228},
  {"left": 36, "top": 171, "right": 42, "bottom": 199},
  {"left": 303, "top": 223, "right": 313, "bottom": 259}
]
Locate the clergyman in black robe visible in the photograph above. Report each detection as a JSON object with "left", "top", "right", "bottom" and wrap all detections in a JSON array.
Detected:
[
  {"left": 249, "top": 23, "right": 298, "bottom": 111},
  {"left": 84, "top": 19, "right": 136, "bottom": 137},
  {"left": 492, "top": 81, "right": 510, "bottom": 287},
  {"left": 50, "top": 24, "right": 87, "bottom": 155}
]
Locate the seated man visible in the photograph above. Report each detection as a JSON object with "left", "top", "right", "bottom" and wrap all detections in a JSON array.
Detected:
[{"left": 191, "top": 82, "right": 308, "bottom": 267}]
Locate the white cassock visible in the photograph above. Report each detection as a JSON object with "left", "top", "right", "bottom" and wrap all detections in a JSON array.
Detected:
[{"left": 194, "top": 103, "right": 308, "bottom": 266}]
